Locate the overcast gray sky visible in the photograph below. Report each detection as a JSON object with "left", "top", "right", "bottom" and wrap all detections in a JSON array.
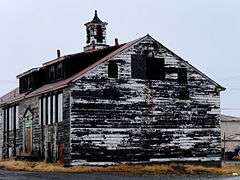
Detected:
[{"left": 0, "top": 0, "right": 239, "bottom": 116}]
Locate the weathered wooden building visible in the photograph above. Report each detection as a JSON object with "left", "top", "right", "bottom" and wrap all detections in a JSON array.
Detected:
[
  {"left": 221, "top": 114, "right": 240, "bottom": 158},
  {"left": 0, "top": 11, "right": 225, "bottom": 165}
]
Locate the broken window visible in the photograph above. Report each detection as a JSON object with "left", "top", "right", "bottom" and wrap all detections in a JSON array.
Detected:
[
  {"left": 131, "top": 54, "right": 165, "bottom": 80},
  {"left": 108, "top": 61, "right": 118, "bottom": 78},
  {"left": 178, "top": 68, "right": 187, "bottom": 84}
]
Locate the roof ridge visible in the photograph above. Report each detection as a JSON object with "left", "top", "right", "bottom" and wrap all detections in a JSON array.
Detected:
[{"left": 25, "top": 36, "right": 147, "bottom": 98}]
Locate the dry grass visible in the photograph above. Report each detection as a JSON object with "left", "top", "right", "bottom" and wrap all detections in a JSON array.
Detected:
[
  {"left": 233, "top": 156, "right": 240, "bottom": 161},
  {"left": 0, "top": 160, "right": 240, "bottom": 175}
]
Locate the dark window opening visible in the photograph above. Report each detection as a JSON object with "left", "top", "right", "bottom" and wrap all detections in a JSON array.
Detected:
[
  {"left": 87, "top": 28, "right": 90, "bottom": 44},
  {"left": 131, "top": 54, "right": 165, "bottom": 80},
  {"left": 96, "top": 25, "right": 103, "bottom": 43},
  {"left": 178, "top": 68, "right": 188, "bottom": 84},
  {"left": 131, "top": 54, "right": 147, "bottom": 79},
  {"left": 146, "top": 57, "right": 165, "bottom": 80},
  {"left": 108, "top": 61, "right": 118, "bottom": 78},
  {"left": 179, "top": 88, "right": 189, "bottom": 100},
  {"left": 56, "top": 63, "right": 64, "bottom": 80},
  {"left": 19, "top": 75, "right": 35, "bottom": 93},
  {"left": 49, "top": 66, "right": 55, "bottom": 82}
]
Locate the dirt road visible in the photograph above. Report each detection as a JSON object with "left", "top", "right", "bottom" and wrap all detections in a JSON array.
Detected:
[{"left": 0, "top": 170, "right": 239, "bottom": 180}]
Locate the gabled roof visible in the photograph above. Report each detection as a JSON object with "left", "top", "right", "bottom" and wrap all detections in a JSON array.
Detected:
[
  {"left": 146, "top": 35, "right": 226, "bottom": 91},
  {"left": 0, "top": 34, "right": 225, "bottom": 106},
  {"left": 26, "top": 36, "right": 144, "bottom": 98},
  {"left": 0, "top": 36, "right": 145, "bottom": 106}
]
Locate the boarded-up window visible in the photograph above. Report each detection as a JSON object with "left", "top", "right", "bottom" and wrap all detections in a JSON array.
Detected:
[
  {"left": 108, "top": 61, "right": 118, "bottom": 78},
  {"left": 16, "top": 106, "right": 19, "bottom": 129},
  {"left": 8, "top": 108, "right": 12, "bottom": 131},
  {"left": 58, "top": 93, "right": 63, "bottom": 122},
  {"left": 131, "top": 54, "right": 147, "bottom": 79},
  {"left": 48, "top": 96, "right": 51, "bottom": 125},
  {"left": 53, "top": 95, "right": 56, "bottom": 123},
  {"left": 55, "top": 94, "right": 58, "bottom": 123},
  {"left": 131, "top": 54, "right": 165, "bottom": 80},
  {"left": 44, "top": 97, "right": 48, "bottom": 125},
  {"left": 178, "top": 68, "right": 188, "bottom": 84},
  {"left": 39, "top": 98, "right": 42, "bottom": 125},
  {"left": 40, "top": 93, "right": 62, "bottom": 125},
  {"left": 6, "top": 106, "right": 18, "bottom": 131}
]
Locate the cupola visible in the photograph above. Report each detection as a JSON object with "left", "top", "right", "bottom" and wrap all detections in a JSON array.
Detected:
[{"left": 84, "top": 10, "right": 109, "bottom": 52}]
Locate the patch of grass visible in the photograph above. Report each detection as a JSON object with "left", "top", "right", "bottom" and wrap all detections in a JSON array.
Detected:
[
  {"left": 233, "top": 156, "right": 240, "bottom": 161},
  {"left": 0, "top": 160, "right": 239, "bottom": 175}
]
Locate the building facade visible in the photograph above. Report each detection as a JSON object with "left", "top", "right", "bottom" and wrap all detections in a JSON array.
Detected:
[
  {"left": 0, "top": 11, "right": 225, "bottom": 165},
  {"left": 221, "top": 115, "right": 240, "bottom": 159}
]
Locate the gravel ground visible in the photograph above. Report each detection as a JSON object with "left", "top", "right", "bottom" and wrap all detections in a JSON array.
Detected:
[{"left": 0, "top": 170, "right": 239, "bottom": 180}]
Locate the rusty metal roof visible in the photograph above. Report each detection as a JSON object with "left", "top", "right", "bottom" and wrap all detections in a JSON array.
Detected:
[
  {"left": 0, "top": 88, "right": 25, "bottom": 106},
  {"left": 0, "top": 36, "right": 145, "bottom": 106},
  {"left": 1, "top": 34, "right": 224, "bottom": 106}
]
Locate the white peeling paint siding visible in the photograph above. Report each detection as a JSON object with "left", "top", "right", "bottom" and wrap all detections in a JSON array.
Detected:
[{"left": 69, "top": 36, "right": 222, "bottom": 165}]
